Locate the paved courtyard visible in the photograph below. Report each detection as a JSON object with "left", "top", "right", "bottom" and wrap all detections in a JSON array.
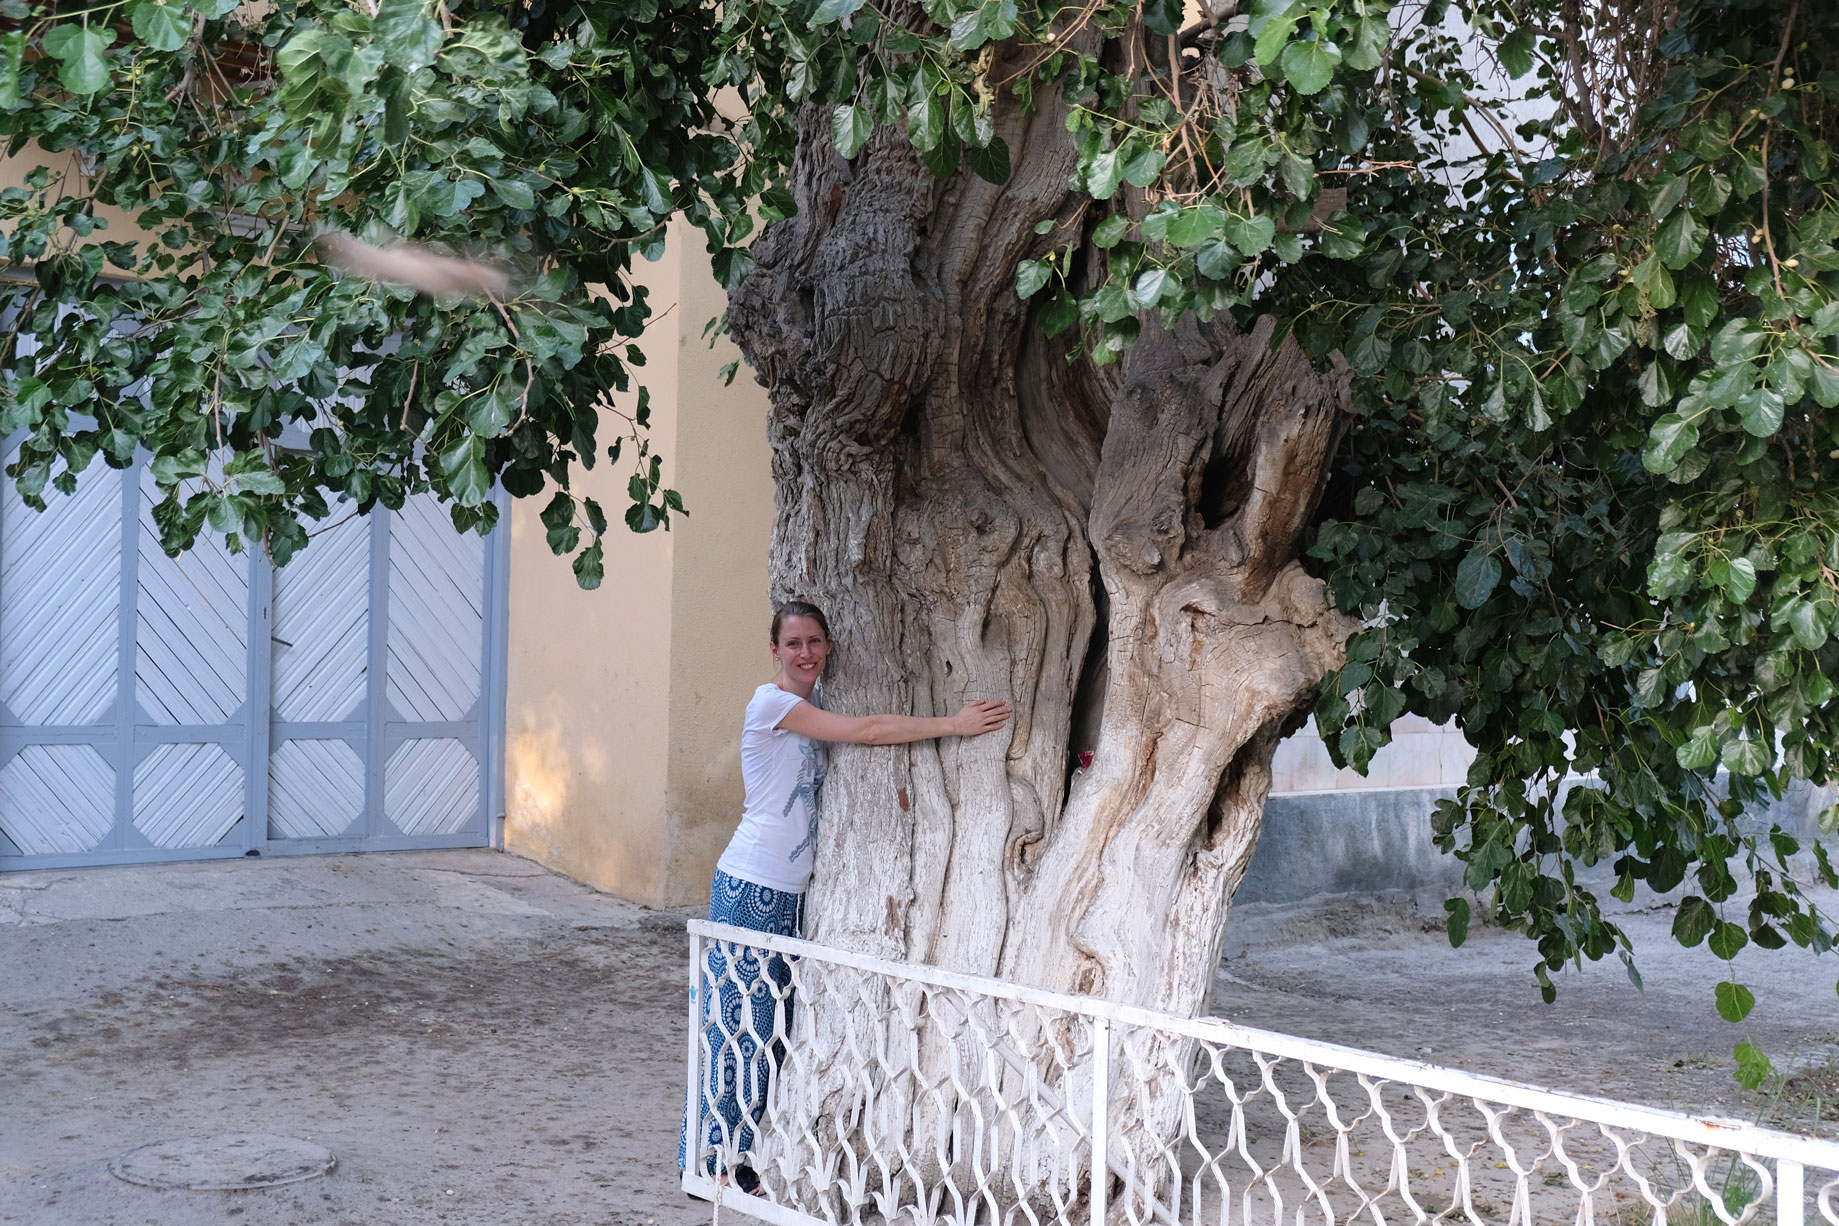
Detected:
[{"left": 2, "top": 850, "right": 1833, "bottom": 1226}]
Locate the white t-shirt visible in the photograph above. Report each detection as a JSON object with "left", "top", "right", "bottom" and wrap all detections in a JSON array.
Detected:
[{"left": 715, "top": 683, "right": 828, "bottom": 894}]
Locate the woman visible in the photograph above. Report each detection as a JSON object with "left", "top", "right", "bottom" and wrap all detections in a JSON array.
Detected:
[{"left": 680, "top": 600, "right": 1012, "bottom": 1188}]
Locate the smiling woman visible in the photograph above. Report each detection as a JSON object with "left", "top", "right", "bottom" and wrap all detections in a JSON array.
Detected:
[{"left": 676, "top": 598, "right": 1010, "bottom": 1191}]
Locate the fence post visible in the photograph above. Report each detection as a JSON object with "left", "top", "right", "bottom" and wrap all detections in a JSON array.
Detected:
[
  {"left": 684, "top": 928, "right": 703, "bottom": 1183},
  {"left": 1091, "top": 1015, "right": 1109, "bottom": 1226},
  {"left": 1779, "top": 1160, "right": 1804, "bottom": 1226}
]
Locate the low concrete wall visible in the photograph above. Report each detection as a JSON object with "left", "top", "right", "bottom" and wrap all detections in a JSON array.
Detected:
[{"left": 1238, "top": 780, "right": 1832, "bottom": 908}]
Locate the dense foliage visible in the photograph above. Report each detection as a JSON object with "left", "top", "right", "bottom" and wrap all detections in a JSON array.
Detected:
[
  {"left": 2, "top": 0, "right": 1834, "bottom": 1072},
  {"left": 0, "top": 0, "right": 767, "bottom": 577}
]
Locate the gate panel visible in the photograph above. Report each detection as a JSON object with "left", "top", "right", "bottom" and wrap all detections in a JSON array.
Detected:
[
  {"left": 0, "top": 448, "right": 120, "bottom": 726},
  {"left": 0, "top": 745, "right": 114, "bottom": 855},
  {"left": 134, "top": 467, "right": 249, "bottom": 726},
  {"left": 385, "top": 738, "right": 483, "bottom": 836},
  {"left": 269, "top": 738, "right": 366, "bottom": 839},
  {"left": 272, "top": 511, "right": 369, "bottom": 723},
  {"left": 132, "top": 742, "right": 244, "bottom": 849},
  {"left": 387, "top": 494, "right": 484, "bottom": 722}
]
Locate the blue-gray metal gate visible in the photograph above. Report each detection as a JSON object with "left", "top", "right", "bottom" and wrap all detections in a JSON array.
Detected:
[{"left": 0, "top": 440, "right": 510, "bottom": 869}]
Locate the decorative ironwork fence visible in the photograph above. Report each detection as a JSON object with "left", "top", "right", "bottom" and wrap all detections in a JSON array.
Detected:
[{"left": 683, "top": 919, "right": 1839, "bottom": 1226}]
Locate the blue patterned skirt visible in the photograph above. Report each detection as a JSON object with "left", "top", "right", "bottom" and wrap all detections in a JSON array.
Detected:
[{"left": 678, "top": 869, "right": 805, "bottom": 1175}]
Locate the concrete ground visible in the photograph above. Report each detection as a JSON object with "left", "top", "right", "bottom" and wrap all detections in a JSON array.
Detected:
[{"left": 3, "top": 850, "right": 1835, "bottom": 1226}]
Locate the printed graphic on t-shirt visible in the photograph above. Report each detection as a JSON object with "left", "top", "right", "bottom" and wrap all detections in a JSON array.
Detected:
[{"left": 785, "top": 742, "right": 827, "bottom": 862}]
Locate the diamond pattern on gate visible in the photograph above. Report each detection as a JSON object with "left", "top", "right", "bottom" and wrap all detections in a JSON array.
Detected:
[
  {"left": 268, "top": 738, "right": 365, "bottom": 839},
  {"left": 272, "top": 510, "right": 369, "bottom": 722},
  {"left": 136, "top": 467, "right": 249, "bottom": 726},
  {"left": 386, "top": 494, "right": 483, "bottom": 722},
  {"left": 383, "top": 738, "right": 479, "bottom": 836},
  {"left": 0, "top": 449, "right": 121, "bottom": 726},
  {"left": 0, "top": 745, "right": 115, "bottom": 854},
  {"left": 684, "top": 922, "right": 1839, "bottom": 1226},
  {"left": 133, "top": 743, "right": 243, "bottom": 849}
]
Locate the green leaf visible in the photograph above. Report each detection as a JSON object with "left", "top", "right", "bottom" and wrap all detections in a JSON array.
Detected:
[
  {"left": 1708, "top": 921, "right": 1748, "bottom": 961},
  {"left": 1733, "top": 1041, "right": 1774, "bottom": 1091},
  {"left": 1710, "top": 319, "right": 1766, "bottom": 364},
  {"left": 1677, "top": 726, "right": 1718, "bottom": 770},
  {"left": 1673, "top": 897, "right": 1716, "bottom": 946},
  {"left": 968, "top": 136, "right": 1010, "bottom": 185},
  {"left": 1724, "top": 556, "right": 1757, "bottom": 602},
  {"left": 1343, "top": 16, "right": 1388, "bottom": 71},
  {"left": 908, "top": 95, "right": 944, "bottom": 154},
  {"left": 439, "top": 434, "right": 490, "bottom": 507},
  {"left": 0, "top": 30, "right": 22, "bottom": 108},
  {"left": 1737, "top": 385, "right": 1785, "bottom": 437},
  {"left": 832, "top": 103, "right": 873, "bottom": 158},
  {"left": 1496, "top": 27, "right": 1532, "bottom": 78},
  {"left": 1280, "top": 38, "right": 1341, "bottom": 95},
  {"left": 491, "top": 177, "right": 536, "bottom": 210},
  {"left": 1092, "top": 214, "right": 1129, "bottom": 248},
  {"left": 1015, "top": 259, "right": 1051, "bottom": 300},
  {"left": 1642, "top": 413, "right": 1698, "bottom": 473},
  {"left": 1086, "top": 146, "right": 1123, "bottom": 200},
  {"left": 1223, "top": 212, "right": 1276, "bottom": 256},
  {"left": 1134, "top": 267, "right": 1169, "bottom": 307},
  {"left": 1655, "top": 208, "right": 1708, "bottom": 270},
  {"left": 44, "top": 24, "right": 113, "bottom": 95},
  {"left": 1139, "top": 0, "right": 1181, "bottom": 36},
  {"left": 1165, "top": 206, "right": 1225, "bottom": 248},
  {"left": 132, "top": 0, "right": 193, "bottom": 52},
  {"left": 1453, "top": 550, "right": 1501, "bottom": 609},
  {"left": 1346, "top": 331, "right": 1390, "bottom": 375},
  {"left": 228, "top": 469, "right": 286, "bottom": 496},
  {"left": 1253, "top": 15, "right": 1298, "bottom": 65},
  {"left": 1721, "top": 738, "right": 1770, "bottom": 776},
  {"left": 1811, "top": 360, "right": 1839, "bottom": 409},
  {"left": 1444, "top": 896, "right": 1470, "bottom": 947},
  {"left": 1092, "top": 282, "right": 1132, "bottom": 323},
  {"left": 970, "top": 0, "right": 1020, "bottom": 44},
  {"left": 1196, "top": 238, "right": 1237, "bottom": 279},
  {"left": 810, "top": 0, "right": 865, "bottom": 24},
  {"left": 1123, "top": 147, "right": 1165, "bottom": 189},
  {"left": 572, "top": 540, "right": 605, "bottom": 590},
  {"left": 372, "top": 0, "right": 444, "bottom": 71},
  {"left": 1789, "top": 599, "right": 1829, "bottom": 651},
  {"left": 1038, "top": 290, "right": 1077, "bottom": 337},
  {"left": 1714, "top": 981, "right": 1755, "bottom": 1023}
]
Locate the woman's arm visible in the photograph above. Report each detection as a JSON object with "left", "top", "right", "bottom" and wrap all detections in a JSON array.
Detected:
[{"left": 778, "top": 700, "right": 1012, "bottom": 746}]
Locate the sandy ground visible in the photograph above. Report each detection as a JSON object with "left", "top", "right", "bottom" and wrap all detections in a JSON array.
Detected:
[{"left": 1, "top": 850, "right": 1834, "bottom": 1226}]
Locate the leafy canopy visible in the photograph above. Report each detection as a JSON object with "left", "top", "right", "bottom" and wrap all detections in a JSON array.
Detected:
[{"left": 3, "top": 0, "right": 1837, "bottom": 1058}]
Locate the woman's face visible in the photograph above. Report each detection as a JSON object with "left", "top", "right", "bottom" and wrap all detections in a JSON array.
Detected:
[{"left": 772, "top": 615, "right": 832, "bottom": 687}]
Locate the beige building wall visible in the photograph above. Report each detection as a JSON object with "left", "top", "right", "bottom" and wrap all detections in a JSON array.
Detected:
[{"left": 503, "top": 218, "right": 775, "bottom": 909}]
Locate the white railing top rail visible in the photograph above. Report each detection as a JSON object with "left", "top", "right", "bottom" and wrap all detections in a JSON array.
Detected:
[{"left": 689, "top": 918, "right": 1839, "bottom": 1172}]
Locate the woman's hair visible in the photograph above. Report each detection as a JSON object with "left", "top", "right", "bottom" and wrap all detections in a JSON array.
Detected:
[{"left": 771, "top": 600, "right": 831, "bottom": 644}]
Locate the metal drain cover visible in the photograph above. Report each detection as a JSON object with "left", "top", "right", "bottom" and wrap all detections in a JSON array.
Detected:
[{"left": 109, "top": 1133, "right": 335, "bottom": 1190}]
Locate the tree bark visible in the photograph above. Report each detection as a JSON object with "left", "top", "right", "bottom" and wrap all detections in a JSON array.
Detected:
[{"left": 726, "top": 50, "right": 1356, "bottom": 1212}]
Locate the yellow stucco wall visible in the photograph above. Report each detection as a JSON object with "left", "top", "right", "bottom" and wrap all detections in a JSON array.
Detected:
[{"left": 503, "top": 218, "right": 774, "bottom": 908}]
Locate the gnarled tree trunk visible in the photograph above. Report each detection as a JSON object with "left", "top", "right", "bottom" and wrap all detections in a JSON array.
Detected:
[{"left": 726, "top": 50, "right": 1355, "bottom": 1212}]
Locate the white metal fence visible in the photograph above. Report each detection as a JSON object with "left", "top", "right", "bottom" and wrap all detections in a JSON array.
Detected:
[{"left": 682, "top": 919, "right": 1839, "bottom": 1226}]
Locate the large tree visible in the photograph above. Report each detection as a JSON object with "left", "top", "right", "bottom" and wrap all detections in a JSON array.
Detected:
[{"left": 3, "top": 0, "right": 1835, "bottom": 1108}]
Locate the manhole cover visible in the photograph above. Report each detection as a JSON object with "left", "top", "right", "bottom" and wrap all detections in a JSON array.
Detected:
[{"left": 109, "top": 1133, "right": 335, "bottom": 1190}]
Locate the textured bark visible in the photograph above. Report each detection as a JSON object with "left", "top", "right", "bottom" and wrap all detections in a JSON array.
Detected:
[{"left": 726, "top": 44, "right": 1356, "bottom": 1211}]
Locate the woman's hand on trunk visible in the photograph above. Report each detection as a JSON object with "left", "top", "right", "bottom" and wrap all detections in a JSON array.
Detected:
[{"left": 950, "top": 701, "right": 1013, "bottom": 737}]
